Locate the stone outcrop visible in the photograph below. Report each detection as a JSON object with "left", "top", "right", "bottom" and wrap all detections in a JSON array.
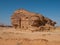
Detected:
[{"left": 11, "top": 9, "right": 56, "bottom": 31}]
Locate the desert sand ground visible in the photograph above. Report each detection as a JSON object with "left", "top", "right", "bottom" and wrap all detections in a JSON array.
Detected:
[{"left": 0, "top": 27, "right": 60, "bottom": 45}]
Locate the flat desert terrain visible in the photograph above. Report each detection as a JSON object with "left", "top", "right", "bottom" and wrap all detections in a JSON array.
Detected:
[{"left": 0, "top": 27, "right": 60, "bottom": 45}]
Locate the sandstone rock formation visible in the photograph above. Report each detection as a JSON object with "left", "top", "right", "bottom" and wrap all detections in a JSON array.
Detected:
[{"left": 11, "top": 9, "right": 56, "bottom": 31}]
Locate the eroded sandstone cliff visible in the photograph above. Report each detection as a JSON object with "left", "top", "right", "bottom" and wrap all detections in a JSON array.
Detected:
[{"left": 11, "top": 9, "right": 56, "bottom": 31}]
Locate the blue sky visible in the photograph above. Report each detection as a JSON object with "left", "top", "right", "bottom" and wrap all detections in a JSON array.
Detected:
[{"left": 0, "top": 0, "right": 60, "bottom": 26}]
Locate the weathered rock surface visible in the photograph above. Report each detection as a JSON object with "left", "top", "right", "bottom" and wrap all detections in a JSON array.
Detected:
[{"left": 11, "top": 9, "right": 56, "bottom": 31}]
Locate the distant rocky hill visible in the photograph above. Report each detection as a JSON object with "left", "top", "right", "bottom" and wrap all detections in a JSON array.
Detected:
[{"left": 11, "top": 9, "right": 56, "bottom": 31}]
